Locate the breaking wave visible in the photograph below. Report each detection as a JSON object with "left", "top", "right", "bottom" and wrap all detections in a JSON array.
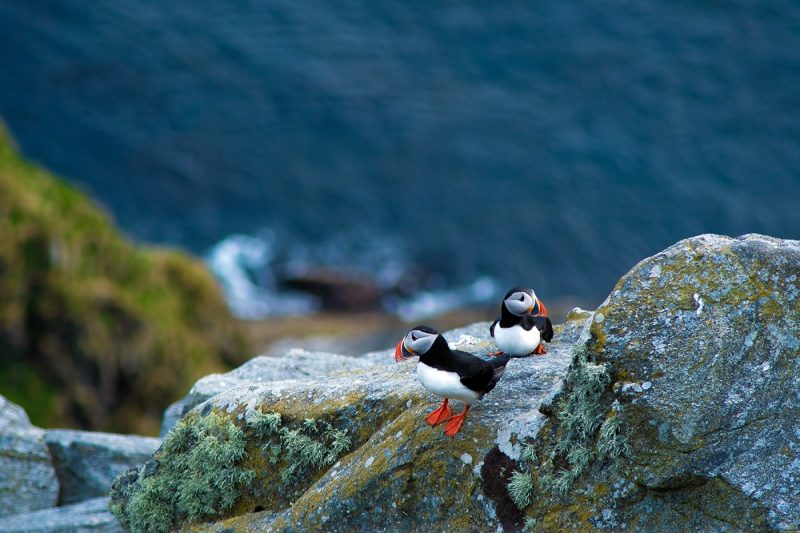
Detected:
[{"left": 206, "top": 230, "right": 498, "bottom": 321}]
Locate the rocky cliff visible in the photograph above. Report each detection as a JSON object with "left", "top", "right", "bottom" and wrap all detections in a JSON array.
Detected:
[
  {"left": 0, "top": 122, "right": 248, "bottom": 434},
  {"left": 103, "top": 234, "right": 800, "bottom": 532},
  {"left": 3, "top": 234, "right": 798, "bottom": 532}
]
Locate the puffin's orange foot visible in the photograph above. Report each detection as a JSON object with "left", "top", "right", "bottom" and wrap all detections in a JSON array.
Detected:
[
  {"left": 487, "top": 351, "right": 505, "bottom": 357},
  {"left": 533, "top": 344, "right": 548, "bottom": 355},
  {"left": 426, "top": 399, "right": 452, "bottom": 426},
  {"left": 443, "top": 405, "right": 471, "bottom": 437}
]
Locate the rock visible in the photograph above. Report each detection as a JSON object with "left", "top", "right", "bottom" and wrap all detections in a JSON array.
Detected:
[
  {"left": 517, "top": 234, "right": 800, "bottom": 531},
  {"left": 0, "top": 497, "right": 122, "bottom": 533},
  {"left": 588, "top": 234, "right": 800, "bottom": 530},
  {"left": 44, "top": 430, "right": 161, "bottom": 505},
  {"left": 278, "top": 268, "right": 383, "bottom": 312},
  {"left": 112, "top": 320, "right": 580, "bottom": 532},
  {"left": 0, "top": 395, "right": 59, "bottom": 517},
  {"left": 160, "top": 348, "right": 391, "bottom": 437},
  {"left": 111, "top": 233, "right": 800, "bottom": 533}
]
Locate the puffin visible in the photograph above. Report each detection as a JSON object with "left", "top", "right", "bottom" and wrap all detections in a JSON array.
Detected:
[
  {"left": 490, "top": 287, "right": 554, "bottom": 356},
  {"left": 395, "top": 325, "right": 511, "bottom": 437}
]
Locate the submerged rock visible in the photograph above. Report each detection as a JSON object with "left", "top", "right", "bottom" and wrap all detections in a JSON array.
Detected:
[
  {"left": 44, "top": 430, "right": 161, "bottom": 505},
  {"left": 0, "top": 497, "right": 122, "bottom": 533},
  {"left": 0, "top": 395, "right": 59, "bottom": 518}
]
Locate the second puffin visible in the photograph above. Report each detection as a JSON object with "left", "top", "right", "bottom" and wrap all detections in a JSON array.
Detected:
[
  {"left": 490, "top": 287, "right": 554, "bottom": 356},
  {"left": 395, "top": 326, "right": 510, "bottom": 437}
]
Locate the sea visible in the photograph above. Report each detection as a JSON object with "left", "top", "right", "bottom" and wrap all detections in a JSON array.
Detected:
[{"left": 1, "top": 1, "right": 798, "bottom": 320}]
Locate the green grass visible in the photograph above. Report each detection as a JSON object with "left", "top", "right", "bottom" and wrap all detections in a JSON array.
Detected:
[{"left": 0, "top": 121, "right": 248, "bottom": 433}]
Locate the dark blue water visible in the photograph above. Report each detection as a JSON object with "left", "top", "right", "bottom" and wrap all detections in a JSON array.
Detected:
[{"left": 1, "top": 2, "right": 799, "bottom": 316}]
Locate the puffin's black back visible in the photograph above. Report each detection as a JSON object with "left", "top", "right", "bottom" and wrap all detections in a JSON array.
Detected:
[
  {"left": 420, "top": 336, "right": 511, "bottom": 395},
  {"left": 525, "top": 315, "right": 554, "bottom": 341}
]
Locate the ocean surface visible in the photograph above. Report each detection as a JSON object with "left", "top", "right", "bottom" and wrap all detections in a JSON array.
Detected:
[{"left": 1, "top": 2, "right": 799, "bottom": 318}]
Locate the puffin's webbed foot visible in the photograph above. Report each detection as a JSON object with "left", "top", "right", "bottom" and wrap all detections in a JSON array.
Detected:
[
  {"left": 426, "top": 399, "right": 452, "bottom": 426},
  {"left": 443, "top": 405, "right": 471, "bottom": 437}
]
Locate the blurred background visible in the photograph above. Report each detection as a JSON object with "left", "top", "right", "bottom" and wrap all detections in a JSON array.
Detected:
[{"left": 1, "top": 1, "right": 798, "bottom": 433}]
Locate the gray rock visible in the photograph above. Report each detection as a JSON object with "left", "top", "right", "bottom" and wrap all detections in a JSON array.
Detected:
[
  {"left": 113, "top": 234, "right": 800, "bottom": 533},
  {"left": 113, "top": 318, "right": 582, "bottom": 532},
  {"left": 0, "top": 396, "right": 59, "bottom": 517},
  {"left": 0, "top": 497, "right": 122, "bottom": 533},
  {"left": 160, "top": 347, "right": 391, "bottom": 436},
  {"left": 589, "top": 234, "right": 800, "bottom": 530},
  {"left": 44, "top": 430, "right": 161, "bottom": 505}
]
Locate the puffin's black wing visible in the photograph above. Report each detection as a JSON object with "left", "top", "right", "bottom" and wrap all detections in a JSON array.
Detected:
[
  {"left": 452, "top": 350, "right": 510, "bottom": 396},
  {"left": 531, "top": 316, "right": 554, "bottom": 342},
  {"left": 489, "top": 318, "right": 500, "bottom": 337}
]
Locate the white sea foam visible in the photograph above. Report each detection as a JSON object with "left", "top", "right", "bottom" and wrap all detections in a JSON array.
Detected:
[{"left": 206, "top": 230, "right": 498, "bottom": 321}]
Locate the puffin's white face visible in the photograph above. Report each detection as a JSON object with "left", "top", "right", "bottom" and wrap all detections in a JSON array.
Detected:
[
  {"left": 404, "top": 329, "right": 437, "bottom": 355},
  {"left": 504, "top": 290, "right": 536, "bottom": 316},
  {"left": 395, "top": 326, "right": 439, "bottom": 362}
]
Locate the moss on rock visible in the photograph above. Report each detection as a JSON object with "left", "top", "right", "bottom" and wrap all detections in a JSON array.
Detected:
[
  {"left": 109, "top": 411, "right": 256, "bottom": 532},
  {"left": 512, "top": 234, "right": 800, "bottom": 532},
  {"left": 112, "top": 324, "right": 577, "bottom": 532},
  {"left": 0, "top": 121, "right": 248, "bottom": 434}
]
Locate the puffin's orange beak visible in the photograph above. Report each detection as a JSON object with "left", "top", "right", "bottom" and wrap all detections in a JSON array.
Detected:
[
  {"left": 395, "top": 340, "right": 407, "bottom": 362},
  {"left": 395, "top": 339, "right": 416, "bottom": 362}
]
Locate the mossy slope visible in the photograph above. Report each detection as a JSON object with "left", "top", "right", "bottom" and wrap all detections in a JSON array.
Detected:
[{"left": 0, "top": 122, "right": 248, "bottom": 434}]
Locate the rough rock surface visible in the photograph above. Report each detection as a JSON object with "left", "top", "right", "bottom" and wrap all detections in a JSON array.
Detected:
[
  {"left": 112, "top": 234, "right": 800, "bottom": 532},
  {"left": 44, "top": 430, "right": 161, "bottom": 505},
  {"left": 0, "top": 497, "right": 122, "bottom": 533},
  {"left": 0, "top": 395, "right": 59, "bottom": 517},
  {"left": 160, "top": 348, "right": 390, "bottom": 437},
  {"left": 114, "top": 321, "right": 580, "bottom": 531},
  {"left": 587, "top": 234, "right": 800, "bottom": 530}
]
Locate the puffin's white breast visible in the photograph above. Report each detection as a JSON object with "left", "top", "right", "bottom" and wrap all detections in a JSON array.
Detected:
[
  {"left": 494, "top": 324, "right": 540, "bottom": 356},
  {"left": 416, "top": 362, "right": 480, "bottom": 403}
]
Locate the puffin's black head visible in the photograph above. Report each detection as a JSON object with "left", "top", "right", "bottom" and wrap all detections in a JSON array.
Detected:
[
  {"left": 394, "top": 325, "right": 440, "bottom": 362},
  {"left": 502, "top": 287, "right": 537, "bottom": 316}
]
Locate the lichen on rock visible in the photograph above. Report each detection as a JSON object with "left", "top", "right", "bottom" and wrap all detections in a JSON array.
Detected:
[
  {"left": 112, "top": 323, "right": 575, "bottom": 532},
  {"left": 510, "top": 234, "right": 800, "bottom": 531},
  {"left": 109, "top": 411, "right": 255, "bottom": 533},
  {"left": 108, "top": 234, "right": 799, "bottom": 532}
]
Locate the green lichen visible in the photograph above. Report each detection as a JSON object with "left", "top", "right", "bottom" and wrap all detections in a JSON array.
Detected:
[
  {"left": 508, "top": 442, "right": 539, "bottom": 508},
  {"left": 109, "top": 412, "right": 256, "bottom": 533},
  {"left": 508, "top": 470, "right": 535, "bottom": 509},
  {"left": 523, "top": 516, "right": 539, "bottom": 531},
  {"left": 596, "top": 402, "right": 630, "bottom": 461},
  {"left": 247, "top": 411, "right": 352, "bottom": 486},
  {"left": 509, "top": 343, "right": 628, "bottom": 507}
]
